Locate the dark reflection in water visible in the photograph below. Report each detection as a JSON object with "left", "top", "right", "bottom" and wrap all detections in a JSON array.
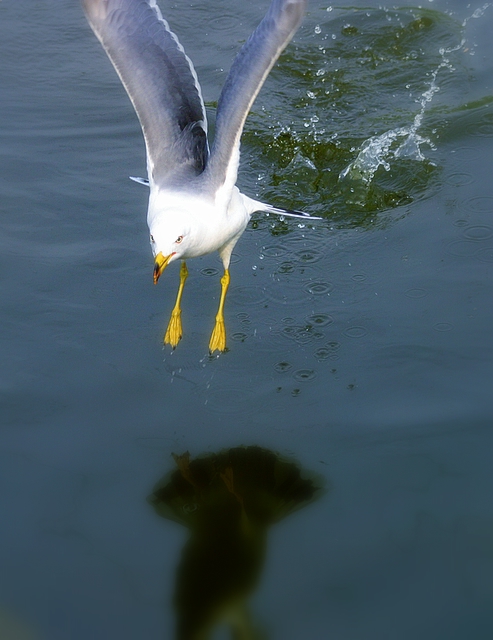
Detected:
[{"left": 149, "top": 446, "right": 324, "bottom": 639}]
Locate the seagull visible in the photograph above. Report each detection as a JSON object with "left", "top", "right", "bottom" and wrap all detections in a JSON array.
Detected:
[{"left": 82, "top": 0, "right": 317, "bottom": 352}]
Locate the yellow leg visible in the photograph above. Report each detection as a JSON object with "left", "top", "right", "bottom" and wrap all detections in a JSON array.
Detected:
[
  {"left": 164, "top": 261, "right": 188, "bottom": 348},
  {"left": 209, "top": 269, "right": 230, "bottom": 353}
]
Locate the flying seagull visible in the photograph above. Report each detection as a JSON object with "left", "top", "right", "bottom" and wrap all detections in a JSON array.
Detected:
[{"left": 81, "top": 0, "right": 316, "bottom": 352}]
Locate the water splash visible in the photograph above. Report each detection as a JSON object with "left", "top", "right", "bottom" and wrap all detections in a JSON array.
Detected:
[
  {"left": 339, "top": 57, "right": 446, "bottom": 184},
  {"left": 467, "top": 3, "right": 492, "bottom": 23},
  {"left": 339, "top": 3, "right": 492, "bottom": 186}
]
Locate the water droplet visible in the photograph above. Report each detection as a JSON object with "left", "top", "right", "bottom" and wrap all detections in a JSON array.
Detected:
[
  {"left": 208, "top": 14, "right": 239, "bottom": 31},
  {"left": 277, "top": 261, "right": 295, "bottom": 274},
  {"left": 293, "top": 369, "right": 317, "bottom": 382},
  {"left": 463, "top": 225, "right": 493, "bottom": 241},
  {"left": 275, "top": 361, "right": 292, "bottom": 373},
  {"left": 201, "top": 267, "right": 219, "bottom": 277},
  {"left": 343, "top": 326, "right": 367, "bottom": 338},
  {"left": 306, "top": 313, "right": 333, "bottom": 327},
  {"left": 295, "top": 249, "right": 323, "bottom": 263},
  {"left": 281, "top": 326, "right": 298, "bottom": 338},
  {"left": 262, "top": 245, "right": 288, "bottom": 258},
  {"left": 444, "top": 241, "right": 478, "bottom": 257},
  {"left": 304, "top": 281, "right": 334, "bottom": 295},
  {"left": 314, "top": 347, "right": 331, "bottom": 361},
  {"left": 405, "top": 288, "right": 428, "bottom": 298},
  {"left": 446, "top": 172, "right": 474, "bottom": 186},
  {"left": 462, "top": 196, "right": 493, "bottom": 213},
  {"left": 229, "top": 286, "right": 267, "bottom": 306},
  {"left": 433, "top": 322, "right": 453, "bottom": 332},
  {"left": 341, "top": 24, "right": 358, "bottom": 36}
]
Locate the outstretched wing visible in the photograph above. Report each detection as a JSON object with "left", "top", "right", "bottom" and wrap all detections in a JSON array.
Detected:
[
  {"left": 81, "top": 0, "right": 208, "bottom": 187},
  {"left": 204, "top": 0, "right": 307, "bottom": 196}
]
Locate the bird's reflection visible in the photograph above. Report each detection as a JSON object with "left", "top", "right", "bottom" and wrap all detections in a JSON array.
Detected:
[{"left": 149, "top": 446, "right": 324, "bottom": 640}]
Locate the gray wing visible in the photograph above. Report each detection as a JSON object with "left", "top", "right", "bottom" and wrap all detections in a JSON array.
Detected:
[
  {"left": 81, "top": 0, "right": 208, "bottom": 187},
  {"left": 203, "top": 0, "right": 307, "bottom": 195}
]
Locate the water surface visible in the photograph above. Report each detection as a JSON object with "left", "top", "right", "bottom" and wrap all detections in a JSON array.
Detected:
[{"left": 1, "top": 0, "right": 493, "bottom": 638}]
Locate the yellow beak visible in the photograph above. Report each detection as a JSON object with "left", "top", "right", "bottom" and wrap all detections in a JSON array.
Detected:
[{"left": 153, "top": 252, "right": 174, "bottom": 284}]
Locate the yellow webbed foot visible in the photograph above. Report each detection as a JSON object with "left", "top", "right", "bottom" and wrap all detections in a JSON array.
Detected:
[
  {"left": 163, "top": 261, "right": 188, "bottom": 349},
  {"left": 164, "top": 309, "right": 183, "bottom": 348},
  {"left": 209, "top": 316, "right": 227, "bottom": 353},
  {"left": 209, "top": 269, "right": 230, "bottom": 353}
]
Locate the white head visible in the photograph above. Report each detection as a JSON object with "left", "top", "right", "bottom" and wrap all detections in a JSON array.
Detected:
[{"left": 150, "top": 212, "right": 193, "bottom": 284}]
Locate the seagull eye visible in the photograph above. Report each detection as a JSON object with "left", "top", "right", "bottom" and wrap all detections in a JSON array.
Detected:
[
  {"left": 175, "top": 235, "right": 183, "bottom": 244},
  {"left": 150, "top": 235, "right": 155, "bottom": 243}
]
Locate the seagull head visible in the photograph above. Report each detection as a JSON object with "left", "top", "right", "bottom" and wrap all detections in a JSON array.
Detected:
[{"left": 150, "top": 214, "right": 192, "bottom": 284}]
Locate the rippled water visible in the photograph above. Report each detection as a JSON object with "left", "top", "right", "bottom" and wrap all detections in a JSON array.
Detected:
[{"left": 1, "top": 0, "right": 493, "bottom": 638}]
